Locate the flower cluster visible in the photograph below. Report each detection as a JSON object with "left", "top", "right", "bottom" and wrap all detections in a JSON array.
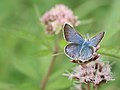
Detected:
[
  {"left": 41, "top": 4, "right": 80, "bottom": 34},
  {"left": 63, "top": 60, "right": 114, "bottom": 86}
]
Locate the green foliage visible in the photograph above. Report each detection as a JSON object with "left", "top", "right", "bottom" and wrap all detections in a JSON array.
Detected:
[{"left": 0, "top": 0, "right": 120, "bottom": 90}]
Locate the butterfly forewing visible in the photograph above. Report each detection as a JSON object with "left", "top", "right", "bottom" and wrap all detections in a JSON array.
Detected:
[
  {"left": 89, "top": 32, "right": 105, "bottom": 47},
  {"left": 64, "top": 24, "right": 84, "bottom": 44}
]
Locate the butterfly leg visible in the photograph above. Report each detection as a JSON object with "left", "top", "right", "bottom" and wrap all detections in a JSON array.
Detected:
[{"left": 92, "top": 53, "right": 100, "bottom": 61}]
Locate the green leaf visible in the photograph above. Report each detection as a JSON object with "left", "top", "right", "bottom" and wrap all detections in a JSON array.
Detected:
[
  {"left": 13, "top": 58, "right": 40, "bottom": 80},
  {"left": 98, "top": 46, "right": 120, "bottom": 59},
  {"left": 0, "top": 82, "right": 19, "bottom": 90},
  {"left": 46, "top": 76, "right": 72, "bottom": 90},
  {"left": 74, "top": 0, "right": 108, "bottom": 18}
]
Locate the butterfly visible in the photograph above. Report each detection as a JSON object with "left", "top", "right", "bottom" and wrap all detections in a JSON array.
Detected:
[{"left": 63, "top": 23, "right": 105, "bottom": 62}]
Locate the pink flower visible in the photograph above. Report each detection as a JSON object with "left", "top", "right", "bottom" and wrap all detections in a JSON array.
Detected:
[
  {"left": 63, "top": 60, "right": 114, "bottom": 85},
  {"left": 41, "top": 4, "right": 80, "bottom": 34}
]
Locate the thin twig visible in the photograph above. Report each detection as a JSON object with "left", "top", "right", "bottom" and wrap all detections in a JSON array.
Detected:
[
  {"left": 52, "top": 52, "right": 64, "bottom": 56},
  {"left": 41, "top": 36, "right": 59, "bottom": 90}
]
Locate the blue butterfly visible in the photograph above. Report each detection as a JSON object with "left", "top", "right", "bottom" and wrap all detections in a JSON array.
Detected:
[{"left": 63, "top": 24, "right": 105, "bottom": 62}]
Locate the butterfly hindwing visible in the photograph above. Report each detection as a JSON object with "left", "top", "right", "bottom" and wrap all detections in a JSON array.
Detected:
[
  {"left": 64, "top": 24, "right": 84, "bottom": 44},
  {"left": 79, "top": 45, "right": 94, "bottom": 61},
  {"left": 89, "top": 32, "right": 105, "bottom": 47},
  {"left": 65, "top": 43, "right": 94, "bottom": 62},
  {"left": 65, "top": 43, "right": 82, "bottom": 60}
]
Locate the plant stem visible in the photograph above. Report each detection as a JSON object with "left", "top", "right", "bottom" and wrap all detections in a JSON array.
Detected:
[
  {"left": 87, "top": 83, "right": 90, "bottom": 90},
  {"left": 94, "top": 85, "right": 98, "bottom": 90},
  {"left": 41, "top": 36, "right": 59, "bottom": 90}
]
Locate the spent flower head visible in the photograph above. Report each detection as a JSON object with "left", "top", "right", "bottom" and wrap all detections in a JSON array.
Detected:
[
  {"left": 41, "top": 4, "right": 80, "bottom": 34},
  {"left": 63, "top": 59, "right": 114, "bottom": 85}
]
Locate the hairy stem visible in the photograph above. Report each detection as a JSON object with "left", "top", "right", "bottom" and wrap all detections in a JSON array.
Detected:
[{"left": 41, "top": 36, "right": 59, "bottom": 90}]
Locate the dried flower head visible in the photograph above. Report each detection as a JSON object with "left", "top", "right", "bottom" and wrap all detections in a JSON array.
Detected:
[
  {"left": 63, "top": 60, "right": 114, "bottom": 85},
  {"left": 41, "top": 4, "right": 80, "bottom": 34}
]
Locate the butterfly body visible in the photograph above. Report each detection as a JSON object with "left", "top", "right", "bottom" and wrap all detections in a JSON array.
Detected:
[{"left": 63, "top": 24, "right": 105, "bottom": 62}]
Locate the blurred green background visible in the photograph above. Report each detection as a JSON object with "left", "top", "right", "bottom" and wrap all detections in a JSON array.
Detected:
[{"left": 0, "top": 0, "right": 120, "bottom": 90}]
